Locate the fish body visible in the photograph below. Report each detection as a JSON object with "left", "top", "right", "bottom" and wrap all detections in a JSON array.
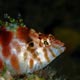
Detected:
[{"left": 0, "top": 17, "right": 65, "bottom": 75}]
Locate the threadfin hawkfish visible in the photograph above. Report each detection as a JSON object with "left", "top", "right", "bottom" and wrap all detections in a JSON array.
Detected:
[{"left": 0, "top": 14, "right": 65, "bottom": 75}]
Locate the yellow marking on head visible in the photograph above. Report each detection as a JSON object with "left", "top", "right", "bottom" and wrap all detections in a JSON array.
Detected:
[
  {"left": 37, "top": 57, "right": 42, "bottom": 64},
  {"left": 10, "top": 54, "right": 20, "bottom": 73},
  {"left": 24, "top": 52, "right": 28, "bottom": 61},
  {"left": 43, "top": 48, "right": 50, "bottom": 62},
  {"left": 32, "top": 52, "right": 42, "bottom": 64},
  {"left": 27, "top": 47, "right": 42, "bottom": 64},
  {"left": 29, "top": 58, "right": 34, "bottom": 69}
]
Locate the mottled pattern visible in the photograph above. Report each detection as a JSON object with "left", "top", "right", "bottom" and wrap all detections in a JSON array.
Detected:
[{"left": 0, "top": 22, "right": 65, "bottom": 75}]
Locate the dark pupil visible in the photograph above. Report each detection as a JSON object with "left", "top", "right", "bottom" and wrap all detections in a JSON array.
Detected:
[
  {"left": 29, "top": 42, "right": 34, "bottom": 47},
  {"left": 44, "top": 41, "right": 48, "bottom": 45}
]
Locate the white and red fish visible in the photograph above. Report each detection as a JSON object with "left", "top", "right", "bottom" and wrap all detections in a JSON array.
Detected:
[{"left": 0, "top": 16, "right": 65, "bottom": 75}]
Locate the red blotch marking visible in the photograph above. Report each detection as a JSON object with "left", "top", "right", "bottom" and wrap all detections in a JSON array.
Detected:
[
  {"left": 16, "top": 27, "right": 29, "bottom": 42},
  {"left": 29, "top": 58, "right": 34, "bottom": 69},
  {"left": 2, "top": 46, "right": 11, "bottom": 58},
  {"left": 10, "top": 54, "right": 20, "bottom": 72},
  {"left": 0, "top": 28, "right": 13, "bottom": 46},
  {"left": 0, "top": 58, "right": 4, "bottom": 70},
  {"left": 0, "top": 28, "right": 13, "bottom": 58}
]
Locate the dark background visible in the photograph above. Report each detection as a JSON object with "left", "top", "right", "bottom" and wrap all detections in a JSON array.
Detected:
[{"left": 0, "top": 0, "right": 80, "bottom": 80}]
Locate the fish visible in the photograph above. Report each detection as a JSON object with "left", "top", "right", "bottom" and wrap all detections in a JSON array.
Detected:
[{"left": 0, "top": 15, "right": 65, "bottom": 75}]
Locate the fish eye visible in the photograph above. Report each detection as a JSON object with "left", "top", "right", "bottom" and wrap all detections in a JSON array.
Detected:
[
  {"left": 29, "top": 42, "right": 34, "bottom": 47},
  {"left": 44, "top": 40, "right": 49, "bottom": 45}
]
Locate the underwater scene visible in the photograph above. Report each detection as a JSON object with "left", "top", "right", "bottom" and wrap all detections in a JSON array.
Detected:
[{"left": 0, "top": 0, "right": 80, "bottom": 80}]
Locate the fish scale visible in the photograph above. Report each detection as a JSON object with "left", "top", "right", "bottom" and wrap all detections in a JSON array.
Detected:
[{"left": 0, "top": 16, "right": 65, "bottom": 75}]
